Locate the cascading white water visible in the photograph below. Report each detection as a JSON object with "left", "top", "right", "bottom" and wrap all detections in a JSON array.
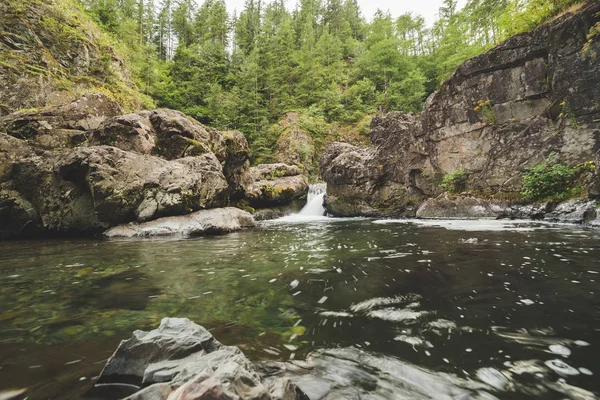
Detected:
[{"left": 298, "top": 183, "right": 327, "bottom": 216}]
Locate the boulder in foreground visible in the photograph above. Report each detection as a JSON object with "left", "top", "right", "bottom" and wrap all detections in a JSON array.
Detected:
[{"left": 92, "top": 318, "right": 307, "bottom": 400}]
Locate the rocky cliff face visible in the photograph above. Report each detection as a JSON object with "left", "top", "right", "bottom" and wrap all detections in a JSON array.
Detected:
[
  {"left": 0, "top": 0, "right": 146, "bottom": 114},
  {"left": 321, "top": 2, "right": 600, "bottom": 217},
  {"left": 0, "top": 95, "right": 306, "bottom": 238}
]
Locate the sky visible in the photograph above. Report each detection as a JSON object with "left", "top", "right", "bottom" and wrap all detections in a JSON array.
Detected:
[{"left": 223, "top": 0, "right": 468, "bottom": 27}]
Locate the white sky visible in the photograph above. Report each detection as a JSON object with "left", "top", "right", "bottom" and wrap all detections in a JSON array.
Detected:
[{"left": 223, "top": 0, "right": 468, "bottom": 26}]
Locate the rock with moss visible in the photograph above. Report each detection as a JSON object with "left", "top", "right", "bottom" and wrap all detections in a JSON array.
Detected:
[
  {"left": 149, "top": 109, "right": 227, "bottom": 161},
  {"left": 275, "top": 112, "right": 316, "bottom": 175},
  {"left": 0, "top": 133, "right": 34, "bottom": 182},
  {"left": 5, "top": 146, "right": 230, "bottom": 236},
  {"left": 88, "top": 111, "right": 156, "bottom": 154},
  {"left": 244, "top": 164, "right": 308, "bottom": 208},
  {"left": 0, "top": 0, "right": 147, "bottom": 113},
  {"left": 320, "top": 141, "right": 423, "bottom": 217},
  {"left": 0, "top": 94, "right": 124, "bottom": 149},
  {"left": 90, "top": 111, "right": 251, "bottom": 198},
  {"left": 222, "top": 130, "right": 251, "bottom": 200},
  {"left": 416, "top": 195, "right": 510, "bottom": 219}
]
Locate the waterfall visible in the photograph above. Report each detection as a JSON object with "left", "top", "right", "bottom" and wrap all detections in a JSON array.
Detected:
[{"left": 298, "top": 183, "right": 327, "bottom": 216}]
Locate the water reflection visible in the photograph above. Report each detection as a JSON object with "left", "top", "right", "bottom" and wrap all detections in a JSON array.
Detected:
[{"left": 0, "top": 219, "right": 599, "bottom": 399}]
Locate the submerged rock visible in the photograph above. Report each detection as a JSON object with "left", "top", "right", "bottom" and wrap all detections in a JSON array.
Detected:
[
  {"left": 105, "top": 207, "right": 254, "bottom": 237},
  {"left": 93, "top": 318, "right": 307, "bottom": 400}
]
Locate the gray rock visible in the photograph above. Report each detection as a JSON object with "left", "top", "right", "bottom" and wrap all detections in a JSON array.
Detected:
[
  {"left": 0, "top": 94, "right": 124, "bottom": 149},
  {"left": 98, "top": 318, "right": 219, "bottom": 386},
  {"left": 244, "top": 164, "right": 308, "bottom": 208},
  {"left": 320, "top": 141, "right": 419, "bottom": 217},
  {"left": 6, "top": 146, "right": 229, "bottom": 235},
  {"left": 149, "top": 109, "right": 227, "bottom": 161},
  {"left": 222, "top": 130, "right": 251, "bottom": 200},
  {"left": 543, "top": 199, "right": 597, "bottom": 224},
  {"left": 261, "top": 347, "right": 493, "bottom": 400},
  {"left": 105, "top": 207, "right": 255, "bottom": 238},
  {"left": 89, "top": 111, "right": 156, "bottom": 154},
  {"left": 0, "top": 133, "right": 33, "bottom": 183},
  {"left": 95, "top": 318, "right": 307, "bottom": 400},
  {"left": 416, "top": 195, "right": 509, "bottom": 219}
]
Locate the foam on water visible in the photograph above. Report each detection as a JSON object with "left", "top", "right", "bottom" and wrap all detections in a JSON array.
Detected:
[
  {"left": 276, "top": 183, "right": 329, "bottom": 222},
  {"left": 373, "top": 218, "right": 555, "bottom": 231}
]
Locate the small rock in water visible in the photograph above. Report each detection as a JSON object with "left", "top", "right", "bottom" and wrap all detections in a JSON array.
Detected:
[
  {"left": 545, "top": 359, "right": 580, "bottom": 376},
  {"left": 283, "top": 344, "right": 297, "bottom": 351},
  {"left": 548, "top": 344, "right": 571, "bottom": 357},
  {"left": 578, "top": 367, "right": 593, "bottom": 376},
  {"left": 519, "top": 299, "right": 535, "bottom": 305},
  {"left": 317, "top": 296, "right": 328, "bottom": 304},
  {"left": 290, "top": 279, "right": 299, "bottom": 289}
]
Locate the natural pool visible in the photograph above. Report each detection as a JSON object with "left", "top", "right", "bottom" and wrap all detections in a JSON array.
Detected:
[{"left": 1, "top": 218, "right": 599, "bottom": 399}]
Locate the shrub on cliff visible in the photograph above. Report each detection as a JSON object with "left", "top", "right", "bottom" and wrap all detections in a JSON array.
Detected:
[
  {"left": 522, "top": 159, "right": 596, "bottom": 201},
  {"left": 440, "top": 169, "right": 468, "bottom": 194}
]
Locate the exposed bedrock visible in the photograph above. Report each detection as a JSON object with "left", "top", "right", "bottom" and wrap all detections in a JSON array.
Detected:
[
  {"left": 321, "top": 2, "right": 600, "bottom": 218},
  {"left": 0, "top": 95, "right": 304, "bottom": 238}
]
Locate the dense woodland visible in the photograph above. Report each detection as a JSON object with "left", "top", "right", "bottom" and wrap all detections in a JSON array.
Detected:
[{"left": 80, "top": 0, "right": 581, "bottom": 161}]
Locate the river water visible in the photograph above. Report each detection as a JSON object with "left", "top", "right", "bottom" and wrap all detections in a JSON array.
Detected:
[{"left": 1, "top": 215, "right": 599, "bottom": 399}]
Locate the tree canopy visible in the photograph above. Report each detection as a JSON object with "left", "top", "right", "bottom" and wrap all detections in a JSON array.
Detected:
[{"left": 82, "top": 0, "right": 583, "bottom": 161}]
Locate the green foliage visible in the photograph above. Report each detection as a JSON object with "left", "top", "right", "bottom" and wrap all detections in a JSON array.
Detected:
[
  {"left": 474, "top": 99, "right": 496, "bottom": 124},
  {"left": 521, "top": 158, "right": 595, "bottom": 201},
  {"left": 73, "top": 0, "right": 583, "bottom": 159},
  {"left": 440, "top": 168, "right": 468, "bottom": 193},
  {"left": 498, "top": 0, "right": 582, "bottom": 39}
]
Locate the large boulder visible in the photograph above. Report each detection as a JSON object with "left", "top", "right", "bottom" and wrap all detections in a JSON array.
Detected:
[
  {"left": 105, "top": 207, "right": 255, "bottom": 238},
  {"left": 149, "top": 109, "right": 227, "bottom": 161},
  {"left": 244, "top": 164, "right": 308, "bottom": 208},
  {"left": 89, "top": 110, "right": 251, "bottom": 198},
  {"left": 320, "top": 3, "right": 600, "bottom": 218},
  {"left": 320, "top": 142, "right": 423, "bottom": 217},
  {"left": 92, "top": 318, "right": 307, "bottom": 400},
  {"left": 7, "top": 146, "right": 229, "bottom": 235},
  {"left": 88, "top": 111, "right": 156, "bottom": 154},
  {"left": 0, "top": 94, "right": 124, "bottom": 149}
]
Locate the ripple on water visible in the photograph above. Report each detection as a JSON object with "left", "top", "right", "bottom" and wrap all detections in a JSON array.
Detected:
[{"left": 350, "top": 294, "right": 421, "bottom": 313}]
